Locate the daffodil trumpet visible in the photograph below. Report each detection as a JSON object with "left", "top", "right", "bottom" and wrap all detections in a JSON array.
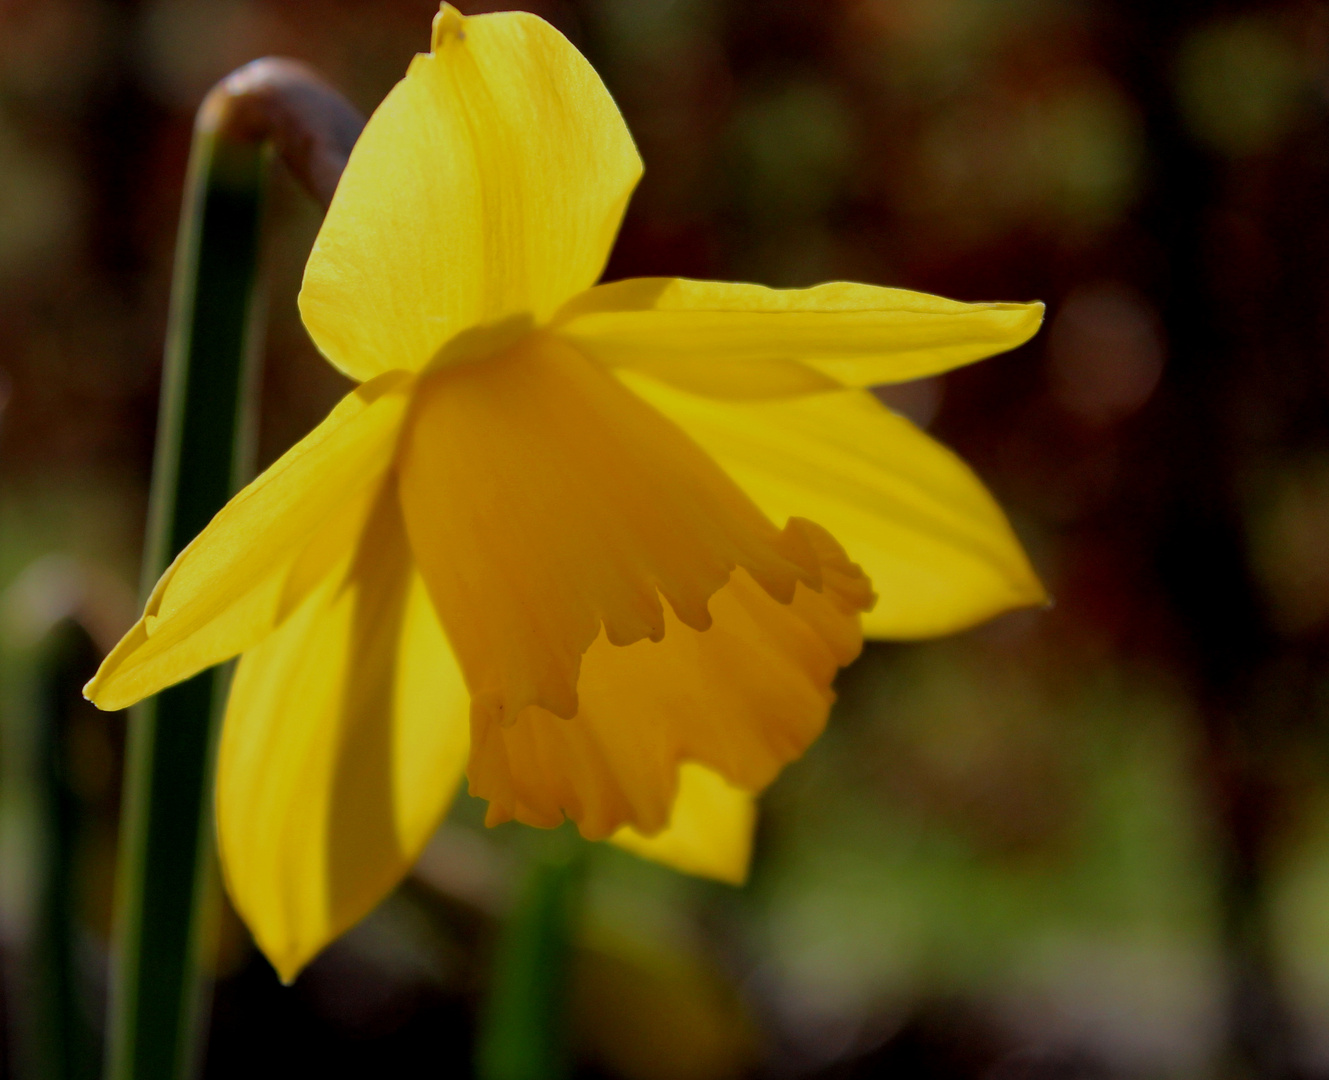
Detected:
[
  {"left": 103, "top": 62, "right": 364, "bottom": 1080},
  {"left": 89, "top": 2, "right": 1047, "bottom": 991}
]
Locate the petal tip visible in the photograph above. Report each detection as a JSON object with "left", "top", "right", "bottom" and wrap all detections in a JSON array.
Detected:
[
  {"left": 430, "top": 4, "right": 466, "bottom": 51},
  {"left": 1010, "top": 560, "right": 1051, "bottom": 609},
  {"left": 986, "top": 572, "right": 1051, "bottom": 626},
  {"left": 709, "top": 864, "right": 750, "bottom": 888},
  {"left": 82, "top": 672, "right": 126, "bottom": 713},
  {"left": 1007, "top": 300, "right": 1046, "bottom": 345},
  {"left": 268, "top": 949, "right": 307, "bottom": 987}
]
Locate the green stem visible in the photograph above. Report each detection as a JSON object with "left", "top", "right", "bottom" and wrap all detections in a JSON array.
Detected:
[
  {"left": 103, "top": 57, "right": 361, "bottom": 1080},
  {"left": 31, "top": 621, "right": 100, "bottom": 1080},
  {"left": 476, "top": 845, "right": 584, "bottom": 1080},
  {"left": 105, "top": 124, "right": 269, "bottom": 1080}
]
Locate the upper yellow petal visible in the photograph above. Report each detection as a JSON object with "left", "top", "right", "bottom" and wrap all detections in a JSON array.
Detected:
[
  {"left": 550, "top": 277, "right": 1043, "bottom": 399},
  {"left": 217, "top": 485, "right": 469, "bottom": 983},
  {"left": 299, "top": 5, "right": 642, "bottom": 382},
  {"left": 84, "top": 373, "right": 412, "bottom": 712},
  {"left": 619, "top": 372, "right": 1046, "bottom": 639},
  {"left": 609, "top": 765, "right": 756, "bottom": 886}
]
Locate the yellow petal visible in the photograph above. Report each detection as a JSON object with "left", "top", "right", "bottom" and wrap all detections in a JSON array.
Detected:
[
  {"left": 470, "top": 554, "right": 870, "bottom": 841},
  {"left": 299, "top": 5, "right": 642, "bottom": 383},
  {"left": 217, "top": 487, "right": 468, "bottom": 983},
  {"left": 610, "top": 763, "right": 757, "bottom": 886},
  {"left": 550, "top": 277, "right": 1043, "bottom": 399},
  {"left": 84, "top": 374, "right": 412, "bottom": 712},
  {"left": 398, "top": 331, "right": 846, "bottom": 731},
  {"left": 620, "top": 371, "right": 1045, "bottom": 638}
]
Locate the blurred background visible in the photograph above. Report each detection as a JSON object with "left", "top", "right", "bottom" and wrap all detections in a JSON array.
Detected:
[{"left": 3, "top": 0, "right": 1329, "bottom": 1076}]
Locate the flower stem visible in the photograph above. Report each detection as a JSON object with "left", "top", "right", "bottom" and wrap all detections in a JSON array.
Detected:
[
  {"left": 476, "top": 842, "right": 584, "bottom": 1080},
  {"left": 104, "top": 59, "right": 363, "bottom": 1080},
  {"left": 105, "top": 123, "right": 269, "bottom": 1080},
  {"left": 31, "top": 621, "right": 102, "bottom": 1080}
]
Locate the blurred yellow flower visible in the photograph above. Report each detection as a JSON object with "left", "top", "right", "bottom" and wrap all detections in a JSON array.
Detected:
[{"left": 85, "top": 3, "right": 1044, "bottom": 981}]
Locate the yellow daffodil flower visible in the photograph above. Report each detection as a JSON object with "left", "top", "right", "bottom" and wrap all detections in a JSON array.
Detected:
[{"left": 85, "top": 4, "right": 1045, "bottom": 982}]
